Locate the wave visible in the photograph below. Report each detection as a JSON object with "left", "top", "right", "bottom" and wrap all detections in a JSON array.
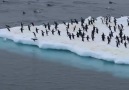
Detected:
[{"left": 0, "top": 16, "right": 129, "bottom": 64}]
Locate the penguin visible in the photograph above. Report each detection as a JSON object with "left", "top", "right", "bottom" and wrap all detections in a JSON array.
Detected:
[
  {"left": 101, "top": 33, "right": 105, "bottom": 41},
  {"left": 36, "top": 27, "right": 39, "bottom": 33},
  {"left": 22, "top": 11, "right": 26, "bottom": 15},
  {"left": 47, "top": 23, "right": 50, "bottom": 30},
  {"left": 123, "top": 35, "right": 126, "bottom": 40},
  {"left": 57, "top": 30, "right": 61, "bottom": 36},
  {"left": 41, "top": 30, "right": 45, "bottom": 36},
  {"left": 43, "top": 23, "right": 47, "bottom": 28},
  {"left": 109, "top": 1, "right": 115, "bottom": 4},
  {"left": 46, "top": 30, "right": 49, "bottom": 36},
  {"left": 93, "top": 26, "right": 96, "bottom": 31},
  {"left": 5, "top": 25, "right": 10, "bottom": 31},
  {"left": 101, "top": 18, "right": 104, "bottom": 24},
  {"left": 72, "top": 33, "right": 75, "bottom": 39},
  {"left": 54, "top": 21, "right": 58, "bottom": 30},
  {"left": 121, "top": 24, "right": 124, "bottom": 29},
  {"left": 114, "top": 26, "right": 116, "bottom": 32},
  {"left": 2, "top": 0, "right": 8, "bottom": 3},
  {"left": 63, "top": 21, "right": 66, "bottom": 25},
  {"left": 86, "top": 35, "right": 90, "bottom": 41},
  {"left": 124, "top": 42, "right": 127, "bottom": 48},
  {"left": 108, "top": 25, "right": 111, "bottom": 30},
  {"left": 74, "top": 19, "right": 78, "bottom": 24},
  {"left": 6, "top": 25, "right": 10, "bottom": 28},
  {"left": 107, "top": 36, "right": 111, "bottom": 44},
  {"left": 20, "top": 27, "right": 24, "bottom": 33},
  {"left": 81, "top": 17, "right": 84, "bottom": 24},
  {"left": 114, "top": 18, "right": 117, "bottom": 26},
  {"left": 127, "top": 19, "right": 129, "bottom": 26},
  {"left": 70, "top": 19, "right": 74, "bottom": 25},
  {"left": 73, "top": 25, "right": 76, "bottom": 31},
  {"left": 91, "top": 36, "right": 95, "bottom": 41},
  {"left": 32, "top": 32, "right": 36, "bottom": 37},
  {"left": 116, "top": 41, "right": 119, "bottom": 48},
  {"left": 31, "top": 38, "right": 38, "bottom": 42},
  {"left": 121, "top": 38, "right": 123, "bottom": 44},
  {"left": 96, "top": 28, "right": 99, "bottom": 34},
  {"left": 127, "top": 36, "right": 129, "bottom": 43},
  {"left": 21, "top": 22, "right": 23, "bottom": 28},
  {"left": 31, "top": 22, "right": 34, "bottom": 26},
  {"left": 81, "top": 36, "right": 85, "bottom": 42},
  {"left": 51, "top": 29, "right": 55, "bottom": 35},
  {"left": 28, "top": 25, "right": 31, "bottom": 31},
  {"left": 67, "top": 23, "right": 70, "bottom": 29},
  {"left": 68, "top": 33, "right": 72, "bottom": 40},
  {"left": 76, "top": 32, "right": 79, "bottom": 38},
  {"left": 85, "top": 24, "right": 88, "bottom": 32}
]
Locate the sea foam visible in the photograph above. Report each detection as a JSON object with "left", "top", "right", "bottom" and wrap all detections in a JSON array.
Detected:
[{"left": 0, "top": 16, "right": 129, "bottom": 64}]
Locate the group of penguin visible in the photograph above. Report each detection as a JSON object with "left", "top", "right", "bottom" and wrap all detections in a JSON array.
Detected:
[{"left": 5, "top": 16, "right": 129, "bottom": 48}]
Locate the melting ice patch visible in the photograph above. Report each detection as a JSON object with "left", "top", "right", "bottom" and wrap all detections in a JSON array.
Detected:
[{"left": 0, "top": 16, "right": 129, "bottom": 64}]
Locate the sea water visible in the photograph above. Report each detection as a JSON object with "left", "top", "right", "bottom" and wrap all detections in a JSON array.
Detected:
[{"left": 0, "top": 38, "right": 129, "bottom": 79}]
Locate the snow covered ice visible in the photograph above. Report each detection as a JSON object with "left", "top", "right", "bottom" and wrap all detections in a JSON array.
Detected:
[{"left": 0, "top": 16, "right": 129, "bottom": 64}]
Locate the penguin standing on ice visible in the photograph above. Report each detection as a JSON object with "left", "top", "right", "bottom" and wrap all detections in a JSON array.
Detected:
[
  {"left": 86, "top": 35, "right": 90, "bottom": 41},
  {"left": 101, "top": 18, "right": 104, "bottom": 24},
  {"left": 121, "top": 24, "right": 124, "bottom": 29},
  {"left": 47, "top": 23, "right": 50, "bottom": 30},
  {"left": 107, "top": 36, "right": 111, "bottom": 44},
  {"left": 96, "top": 28, "right": 99, "bottom": 34},
  {"left": 119, "top": 30, "right": 123, "bottom": 39},
  {"left": 68, "top": 33, "right": 72, "bottom": 40},
  {"left": 36, "top": 27, "right": 39, "bottom": 33},
  {"left": 85, "top": 24, "right": 88, "bottom": 32},
  {"left": 72, "top": 33, "right": 75, "bottom": 39},
  {"left": 76, "top": 32, "right": 79, "bottom": 38},
  {"left": 114, "top": 26, "right": 116, "bottom": 32},
  {"left": 108, "top": 25, "right": 111, "bottom": 30},
  {"left": 127, "top": 36, "right": 129, "bottom": 43},
  {"left": 73, "top": 26, "right": 76, "bottom": 31},
  {"left": 101, "top": 33, "right": 105, "bottom": 41},
  {"left": 74, "top": 19, "right": 78, "bottom": 24},
  {"left": 43, "top": 23, "right": 47, "bottom": 28},
  {"left": 63, "top": 21, "right": 66, "bottom": 25},
  {"left": 124, "top": 42, "right": 127, "bottom": 48},
  {"left": 121, "top": 38, "right": 123, "bottom": 44},
  {"left": 67, "top": 23, "right": 70, "bottom": 29},
  {"left": 114, "top": 18, "right": 117, "bottom": 26},
  {"left": 31, "top": 32, "right": 38, "bottom": 41},
  {"left": 116, "top": 41, "right": 119, "bottom": 47},
  {"left": 41, "top": 30, "right": 45, "bottom": 36},
  {"left": 32, "top": 32, "right": 36, "bottom": 38},
  {"left": 28, "top": 25, "right": 31, "bottom": 31},
  {"left": 127, "top": 19, "right": 129, "bottom": 26},
  {"left": 46, "top": 30, "right": 49, "bottom": 36},
  {"left": 54, "top": 21, "right": 58, "bottom": 30},
  {"left": 91, "top": 35, "right": 95, "bottom": 41},
  {"left": 57, "top": 30, "right": 61, "bottom": 36},
  {"left": 20, "top": 27, "right": 24, "bottom": 33},
  {"left": 123, "top": 35, "right": 126, "bottom": 40},
  {"left": 51, "top": 29, "right": 55, "bottom": 35},
  {"left": 71, "top": 19, "right": 74, "bottom": 25}
]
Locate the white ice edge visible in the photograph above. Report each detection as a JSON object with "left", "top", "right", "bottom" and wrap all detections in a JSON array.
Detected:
[{"left": 0, "top": 16, "right": 129, "bottom": 65}]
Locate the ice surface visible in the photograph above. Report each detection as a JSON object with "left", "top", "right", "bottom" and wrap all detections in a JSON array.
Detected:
[{"left": 0, "top": 16, "right": 129, "bottom": 64}]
